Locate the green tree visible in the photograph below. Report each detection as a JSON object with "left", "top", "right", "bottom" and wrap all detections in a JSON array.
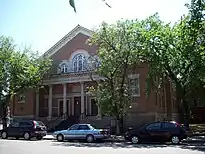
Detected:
[
  {"left": 87, "top": 20, "right": 143, "bottom": 134},
  {"left": 140, "top": 0, "right": 205, "bottom": 127},
  {"left": 0, "top": 36, "right": 52, "bottom": 128}
]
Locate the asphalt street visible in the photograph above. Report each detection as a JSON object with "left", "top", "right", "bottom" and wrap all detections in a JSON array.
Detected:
[{"left": 0, "top": 139, "right": 204, "bottom": 154}]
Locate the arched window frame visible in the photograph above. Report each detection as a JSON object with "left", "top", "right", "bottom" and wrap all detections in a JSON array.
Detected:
[
  {"left": 60, "top": 63, "right": 68, "bottom": 73},
  {"left": 72, "top": 53, "right": 87, "bottom": 72}
]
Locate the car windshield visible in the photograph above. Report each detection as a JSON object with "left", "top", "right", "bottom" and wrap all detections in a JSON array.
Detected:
[{"left": 88, "top": 125, "right": 95, "bottom": 130}]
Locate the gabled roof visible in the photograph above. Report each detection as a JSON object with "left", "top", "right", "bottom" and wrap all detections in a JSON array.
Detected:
[{"left": 43, "top": 25, "right": 94, "bottom": 58}]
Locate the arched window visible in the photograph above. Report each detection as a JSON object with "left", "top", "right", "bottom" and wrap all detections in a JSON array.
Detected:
[
  {"left": 60, "top": 63, "right": 68, "bottom": 73},
  {"left": 72, "top": 54, "right": 87, "bottom": 72}
]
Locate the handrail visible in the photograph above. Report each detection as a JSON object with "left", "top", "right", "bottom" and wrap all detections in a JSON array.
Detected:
[{"left": 47, "top": 112, "right": 69, "bottom": 128}]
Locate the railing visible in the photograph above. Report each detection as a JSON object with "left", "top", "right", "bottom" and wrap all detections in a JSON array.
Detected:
[{"left": 47, "top": 112, "right": 69, "bottom": 129}]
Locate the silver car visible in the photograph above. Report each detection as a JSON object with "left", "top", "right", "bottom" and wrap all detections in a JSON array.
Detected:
[{"left": 53, "top": 124, "right": 110, "bottom": 142}]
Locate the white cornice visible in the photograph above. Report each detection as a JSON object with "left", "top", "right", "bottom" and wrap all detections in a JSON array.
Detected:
[{"left": 43, "top": 25, "right": 94, "bottom": 58}]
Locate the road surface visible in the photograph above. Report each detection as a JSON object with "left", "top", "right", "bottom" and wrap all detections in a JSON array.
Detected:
[{"left": 0, "top": 139, "right": 204, "bottom": 154}]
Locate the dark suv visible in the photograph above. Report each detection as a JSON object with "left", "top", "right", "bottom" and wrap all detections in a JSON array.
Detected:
[
  {"left": 124, "top": 121, "right": 187, "bottom": 144},
  {"left": 0, "top": 120, "right": 47, "bottom": 140}
]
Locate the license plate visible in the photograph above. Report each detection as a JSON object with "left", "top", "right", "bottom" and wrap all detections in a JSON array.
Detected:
[{"left": 35, "top": 131, "right": 46, "bottom": 134}]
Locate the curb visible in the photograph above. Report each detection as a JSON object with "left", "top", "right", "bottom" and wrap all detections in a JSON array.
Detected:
[{"left": 42, "top": 137, "right": 205, "bottom": 144}]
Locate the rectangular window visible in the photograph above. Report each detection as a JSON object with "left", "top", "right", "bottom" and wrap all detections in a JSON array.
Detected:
[
  {"left": 129, "top": 74, "right": 140, "bottom": 97},
  {"left": 18, "top": 94, "right": 26, "bottom": 103}
]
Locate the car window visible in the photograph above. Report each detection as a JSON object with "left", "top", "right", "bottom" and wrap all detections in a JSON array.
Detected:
[
  {"left": 162, "top": 122, "right": 176, "bottom": 128},
  {"left": 10, "top": 122, "right": 19, "bottom": 127},
  {"left": 35, "top": 121, "right": 45, "bottom": 126},
  {"left": 19, "top": 122, "right": 33, "bottom": 127},
  {"left": 78, "top": 125, "right": 90, "bottom": 130},
  {"left": 69, "top": 125, "right": 79, "bottom": 130},
  {"left": 146, "top": 123, "right": 161, "bottom": 130}
]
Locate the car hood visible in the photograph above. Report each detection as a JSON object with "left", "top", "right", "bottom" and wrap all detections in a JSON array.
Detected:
[{"left": 53, "top": 130, "right": 67, "bottom": 134}]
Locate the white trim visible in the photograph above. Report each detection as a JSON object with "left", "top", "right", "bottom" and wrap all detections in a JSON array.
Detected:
[
  {"left": 42, "top": 74, "right": 105, "bottom": 85},
  {"left": 69, "top": 49, "right": 90, "bottom": 61},
  {"left": 58, "top": 99, "right": 70, "bottom": 116},
  {"left": 128, "top": 74, "right": 140, "bottom": 97},
  {"left": 43, "top": 25, "right": 93, "bottom": 58}
]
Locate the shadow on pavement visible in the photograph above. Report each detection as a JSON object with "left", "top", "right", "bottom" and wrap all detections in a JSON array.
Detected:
[{"left": 51, "top": 140, "right": 205, "bottom": 152}]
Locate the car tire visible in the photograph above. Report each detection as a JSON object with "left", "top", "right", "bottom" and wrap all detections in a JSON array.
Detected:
[
  {"left": 131, "top": 136, "right": 140, "bottom": 144},
  {"left": 1, "top": 131, "right": 8, "bottom": 139},
  {"left": 15, "top": 137, "right": 19, "bottom": 140},
  {"left": 171, "top": 135, "right": 180, "bottom": 144},
  {"left": 57, "top": 134, "right": 64, "bottom": 142},
  {"left": 86, "top": 135, "right": 94, "bottom": 143},
  {"left": 36, "top": 136, "right": 43, "bottom": 140},
  {"left": 23, "top": 132, "right": 30, "bottom": 140}
]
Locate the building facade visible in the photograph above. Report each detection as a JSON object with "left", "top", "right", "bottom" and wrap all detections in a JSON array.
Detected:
[{"left": 10, "top": 25, "right": 179, "bottom": 128}]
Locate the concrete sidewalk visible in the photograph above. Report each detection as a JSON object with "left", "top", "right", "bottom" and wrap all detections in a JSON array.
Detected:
[{"left": 43, "top": 134, "right": 205, "bottom": 144}]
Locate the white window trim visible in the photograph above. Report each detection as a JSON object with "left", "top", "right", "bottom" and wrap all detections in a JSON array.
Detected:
[
  {"left": 58, "top": 60, "right": 69, "bottom": 74},
  {"left": 18, "top": 94, "right": 26, "bottom": 103},
  {"left": 72, "top": 53, "right": 87, "bottom": 72},
  {"left": 128, "top": 74, "right": 140, "bottom": 97},
  {"left": 61, "top": 63, "right": 68, "bottom": 73}
]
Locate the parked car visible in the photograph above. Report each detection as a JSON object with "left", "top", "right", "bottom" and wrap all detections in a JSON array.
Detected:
[
  {"left": 0, "top": 120, "right": 47, "bottom": 140},
  {"left": 53, "top": 124, "right": 110, "bottom": 142},
  {"left": 124, "top": 121, "right": 187, "bottom": 144}
]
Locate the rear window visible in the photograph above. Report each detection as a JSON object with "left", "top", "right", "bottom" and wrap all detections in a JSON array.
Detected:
[{"left": 35, "top": 121, "right": 45, "bottom": 126}]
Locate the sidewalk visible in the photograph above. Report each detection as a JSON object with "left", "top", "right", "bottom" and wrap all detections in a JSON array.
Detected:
[{"left": 43, "top": 134, "right": 205, "bottom": 144}]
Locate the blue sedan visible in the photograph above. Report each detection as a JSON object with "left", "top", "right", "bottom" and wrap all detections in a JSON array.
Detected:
[{"left": 53, "top": 124, "right": 110, "bottom": 142}]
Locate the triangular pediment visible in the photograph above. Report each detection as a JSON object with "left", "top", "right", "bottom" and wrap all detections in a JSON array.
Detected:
[{"left": 43, "top": 25, "right": 94, "bottom": 58}]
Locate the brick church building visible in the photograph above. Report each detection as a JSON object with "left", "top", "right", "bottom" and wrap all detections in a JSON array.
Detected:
[{"left": 10, "top": 25, "right": 179, "bottom": 128}]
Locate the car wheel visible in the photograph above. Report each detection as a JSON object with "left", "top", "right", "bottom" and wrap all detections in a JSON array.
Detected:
[
  {"left": 86, "top": 135, "right": 94, "bottom": 143},
  {"left": 15, "top": 137, "right": 19, "bottom": 140},
  {"left": 57, "top": 134, "right": 64, "bottom": 142},
  {"left": 171, "top": 136, "right": 180, "bottom": 144},
  {"left": 36, "top": 136, "right": 43, "bottom": 140},
  {"left": 1, "top": 131, "right": 8, "bottom": 139},
  {"left": 23, "top": 132, "right": 30, "bottom": 140},
  {"left": 131, "top": 136, "right": 139, "bottom": 144}
]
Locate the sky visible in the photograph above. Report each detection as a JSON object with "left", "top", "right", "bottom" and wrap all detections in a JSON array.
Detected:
[{"left": 0, "top": 0, "right": 190, "bottom": 54}]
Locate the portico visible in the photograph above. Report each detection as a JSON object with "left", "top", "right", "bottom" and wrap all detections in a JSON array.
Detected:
[{"left": 36, "top": 73, "right": 102, "bottom": 120}]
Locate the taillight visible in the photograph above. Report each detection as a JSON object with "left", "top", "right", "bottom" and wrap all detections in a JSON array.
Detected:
[{"left": 33, "top": 121, "right": 37, "bottom": 129}]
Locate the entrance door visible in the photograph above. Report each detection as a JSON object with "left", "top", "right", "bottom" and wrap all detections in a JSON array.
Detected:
[
  {"left": 59, "top": 100, "right": 63, "bottom": 116},
  {"left": 91, "top": 99, "right": 98, "bottom": 116},
  {"left": 74, "top": 97, "right": 81, "bottom": 116}
]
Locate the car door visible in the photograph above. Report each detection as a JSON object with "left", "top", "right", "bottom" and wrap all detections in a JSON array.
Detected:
[
  {"left": 7, "top": 122, "right": 20, "bottom": 137},
  {"left": 161, "top": 122, "right": 176, "bottom": 141},
  {"left": 76, "top": 125, "right": 91, "bottom": 139},
  {"left": 19, "top": 121, "right": 33, "bottom": 136},
  {"left": 65, "top": 124, "right": 79, "bottom": 140},
  {"left": 145, "top": 122, "right": 162, "bottom": 142}
]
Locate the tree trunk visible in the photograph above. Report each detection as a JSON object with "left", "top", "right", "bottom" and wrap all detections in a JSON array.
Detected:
[
  {"left": 115, "top": 115, "right": 123, "bottom": 135},
  {"left": 182, "top": 98, "right": 190, "bottom": 130},
  {"left": 2, "top": 102, "right": 7, "bottom": 129}
]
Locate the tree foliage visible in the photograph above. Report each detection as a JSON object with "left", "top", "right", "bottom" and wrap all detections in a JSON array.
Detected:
[
  {"left": 140, "top": 0, "right": 205, "bottom": 124},
  {"left": 0, "top": 36, "right": 52, "bottom": 127},
  {"left": 88, "top": 20, "right": 143, "bottom": 133}
]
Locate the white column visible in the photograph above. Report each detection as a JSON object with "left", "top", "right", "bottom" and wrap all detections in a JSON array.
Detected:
[
  {"left": 63, "top": 83, "right": 67, "bottom": 117},
  {"left": 80, "top": 82, "right": 85, "bottom": 119},
  {"left": 48, "top": 85, "right": 52, "bottom": 119},
  {"left": 35, "top": 90, "right": 39, "bottom": 117}
]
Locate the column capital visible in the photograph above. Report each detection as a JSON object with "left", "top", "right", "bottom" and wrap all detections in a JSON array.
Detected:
[
  {"left": 48, "top": 84, "right": 53, "bottom": 88},
  {"left": 80, "top": 81, "right": 84, "bottom": 85},
  {"left": 62, "top": 83, "right": 67, "bottom": 86}
]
